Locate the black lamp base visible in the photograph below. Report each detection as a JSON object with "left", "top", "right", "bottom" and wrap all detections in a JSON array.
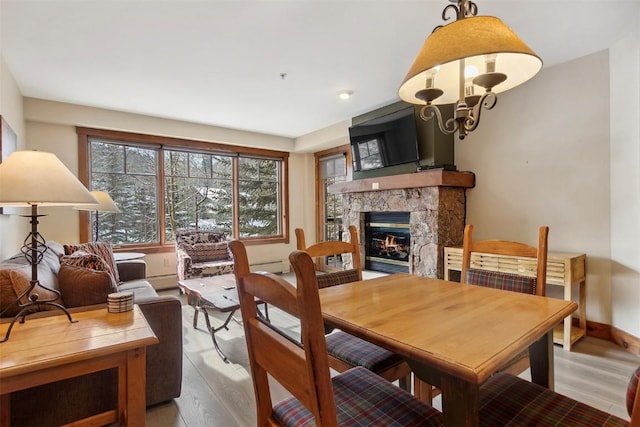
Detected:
[
  {"left": 0, "top": 205, "right": 77, "bottom": 343},
  {"left": 0, "top": 281, "right": 77, "bottom": 343}
]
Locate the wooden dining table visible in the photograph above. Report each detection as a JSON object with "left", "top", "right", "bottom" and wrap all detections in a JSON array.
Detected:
[{"left": 318, "top": 273, "right": 578, "bottom": 427}]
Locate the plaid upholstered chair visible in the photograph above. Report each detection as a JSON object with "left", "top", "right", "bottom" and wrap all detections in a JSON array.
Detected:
[
  {"left": 175, "top": 230, "right": 234, "bottom": 281},
  {"left": 228, "top": 240, "right": 443, "bottom": 426},
  {"left": 295, "top": 226, "right": 413, "bottom": 392},
  {"left": 479, "top": 365, "right": 640, "bottom": 426}
]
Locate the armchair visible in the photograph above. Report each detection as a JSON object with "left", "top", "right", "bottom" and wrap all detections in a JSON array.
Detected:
[{"left": 175, "top": 230, "right": 234, "bottom": 281}]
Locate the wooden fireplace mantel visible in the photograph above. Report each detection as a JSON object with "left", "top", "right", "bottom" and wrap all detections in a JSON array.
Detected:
[{"left": 328, "top": 170, "right": 475, "bottom": 194}]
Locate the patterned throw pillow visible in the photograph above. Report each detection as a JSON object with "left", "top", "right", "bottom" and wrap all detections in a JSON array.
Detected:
[
  {"left": 177, "top": 231, "right": 227, "bottom": 247},
  {"left": 61, "top": 251, "right": 111, "bottom": 272},
  {"left": 64, "top": 242, "right": 120, "bottom": 284},
  {"left": 184, "top": 242, "right": 230, "bottom": 263}
]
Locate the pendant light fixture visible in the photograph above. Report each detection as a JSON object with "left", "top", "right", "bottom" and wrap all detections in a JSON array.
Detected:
[{"left": 399, "top": 0, "right": 542, "bottom": 140}]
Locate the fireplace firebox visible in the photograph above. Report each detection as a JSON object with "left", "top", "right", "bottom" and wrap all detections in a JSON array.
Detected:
[{"left": 365, "top": 212, "right": 410, "bottom": 273}]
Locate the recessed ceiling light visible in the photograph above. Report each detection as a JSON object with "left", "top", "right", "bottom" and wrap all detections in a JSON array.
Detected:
[{"left": 338, "top": 90, "right": 354, "bottom": 100}]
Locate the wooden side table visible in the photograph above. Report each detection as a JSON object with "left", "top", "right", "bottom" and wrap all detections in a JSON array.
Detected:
[
  {"left": 444, "top": 246, "right": 587, "bottom": 351},
  {"left": 0, "top": 306, "right": 158, "bottom": 426}
]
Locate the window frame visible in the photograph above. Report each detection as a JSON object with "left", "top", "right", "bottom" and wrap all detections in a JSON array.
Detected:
[{"left": 77, "top": 127, "right": 289, "bottom": 251}]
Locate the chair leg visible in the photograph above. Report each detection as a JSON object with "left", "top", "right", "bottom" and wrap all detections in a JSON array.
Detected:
[
  {"left": 398, "top": 374, "right": 411, "bottom": 392},
  {"left": 413, "top": 377, "right": 435, "bottom": 404}
]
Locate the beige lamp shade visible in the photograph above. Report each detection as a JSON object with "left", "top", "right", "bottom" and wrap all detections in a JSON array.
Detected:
[
  {"left": 399, "top": 16, "right": 542, "bottom": 105},
  {"left": 0, "top": 150, "right": 97, "bottom": 207},
  {"left": 74, "top": 190, "right": 121, "bottom": 213}
]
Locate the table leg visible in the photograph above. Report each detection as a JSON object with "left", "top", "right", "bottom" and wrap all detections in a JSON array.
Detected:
[
  {"left": 440, "top": 375, "right": 479, "bottom": 427},
  {"left": 1, "top": 393, "right": 9, "bottom": 427},
  {"left": 126, "top": 347, "right": 147, "bottom": 426},
  {"left": 529, "top": 330, "right": 554, "bottom": 390},
  {"left": 200, "top": 307, "right": 236, "bottom": 363},
  {"left": 564, "top": 282, "right": 572, "bottom": 350}
]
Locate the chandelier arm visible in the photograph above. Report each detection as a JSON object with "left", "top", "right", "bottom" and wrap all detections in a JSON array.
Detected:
[
  {"left": 463, "top": 92, "right": 497, "bottom": 133},
  {"left": 442, "top": 4, "right": 460, "bottom": 21},
  {"left": 420, "top": 105, "right": 458, "bottom": 135}
]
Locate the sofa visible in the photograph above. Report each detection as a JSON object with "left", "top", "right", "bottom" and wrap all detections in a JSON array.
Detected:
[
  {"left": 0, "top": 241, "right": 182, "bottom": 426},
  {"left": 175, "top": 229, "right": 234, "bottom": 281}
]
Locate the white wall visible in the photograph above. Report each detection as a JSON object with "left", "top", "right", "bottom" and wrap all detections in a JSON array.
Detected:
[
  {"left": 0, "top": 53, "right": 27, "bottom": 260},
  {"left": 456, "top": 51, "right": 613, "bottom": 324},
  {"left": 610, "top": 21, "right": 640, "bottom": 337},
  {"left": 21, "top": 99, "right": 312, "bottom": 278}
]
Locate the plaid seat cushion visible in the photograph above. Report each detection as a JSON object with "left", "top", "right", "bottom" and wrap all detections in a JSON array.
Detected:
[
  {"left": 316, "top": 269, "right": 360, "bottom": 289},
  {"left": 325, "top": 331, "right": 406, "bottom": 373},
  {"left": 466, "top": 268, "right": 537, "bottom": 295},
  {"left": 480, "top": 373, "right": 628, "bottom": 426},
  {"left": 273, "top": 366, "right": 442, "bottom": 426},
  {"left": 627, "top": 366, "right": 640, "bottom": 416},
  {"left": 326, "top": 331, "right": 406, "bottom": 373}
]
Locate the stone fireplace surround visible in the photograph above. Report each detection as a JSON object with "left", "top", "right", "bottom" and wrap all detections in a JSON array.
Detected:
[{"left": 328, "top": 170, "right": 474, "bottom": 278}]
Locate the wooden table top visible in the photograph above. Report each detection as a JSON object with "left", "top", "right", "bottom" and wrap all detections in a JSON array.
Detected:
[
  {"left": 0, "top": 306, "right": 158, "bottom": 379},
  {"left": 319, "top": 273, "right": 577, "bottom": 385}
]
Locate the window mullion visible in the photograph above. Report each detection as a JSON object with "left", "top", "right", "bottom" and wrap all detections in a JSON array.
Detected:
[{"left": 158, "top": 148, "right": 166, "bottom": 245}]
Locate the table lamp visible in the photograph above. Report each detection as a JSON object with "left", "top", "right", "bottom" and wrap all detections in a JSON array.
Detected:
[
  {"left": 0, "top": 150, "right": 98, "bottom": 342},
  {"left": 74, "top": 190, "right": 121, "bottom": 242}
]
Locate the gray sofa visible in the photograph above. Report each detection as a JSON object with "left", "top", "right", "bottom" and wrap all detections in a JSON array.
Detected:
[{"left": 0, "top": 241, "right": 182, "bottom": 426}]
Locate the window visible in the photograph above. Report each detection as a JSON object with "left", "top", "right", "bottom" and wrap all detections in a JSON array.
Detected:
[
  {"left": 77, "top": 128, "right": 289, "bottom": 248},
  {"left": 315, "top": 146, "right": 351, "bottom": 266}
]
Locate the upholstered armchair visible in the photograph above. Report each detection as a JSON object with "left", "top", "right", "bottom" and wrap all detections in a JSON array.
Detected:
[{"left": 175, "top": 230, "right": 234, "bottom": 281}]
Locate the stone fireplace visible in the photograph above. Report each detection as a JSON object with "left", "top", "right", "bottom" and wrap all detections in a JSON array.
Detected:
[{"left": 329, "top": 170, "right": 474, "bottom": 278}]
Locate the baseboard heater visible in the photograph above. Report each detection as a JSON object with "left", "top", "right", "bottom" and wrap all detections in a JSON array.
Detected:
[{"left": 250, "top": 260, "right": 290, "bottom": 274}]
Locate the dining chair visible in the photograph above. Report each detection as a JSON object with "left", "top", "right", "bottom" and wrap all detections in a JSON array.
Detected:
[
  {"left": 228, "top": 240, "right": 443, "bottom": 426},
  {"left": 295, "top": 226, "right": 413, "bottom": 392},
  {"left": 414, "top": 224, "right": 551, "bottom": 403},
  {"left": 461, "top": 223, "right": 549, "bottom": 376},
  {"left": 479, "top": 366, "right": 640, "bottom": 426}
]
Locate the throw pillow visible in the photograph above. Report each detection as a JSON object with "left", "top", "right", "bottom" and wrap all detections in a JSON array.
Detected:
[
  {"left": 0, "top": 267, "right": 61, "bottom": 317},
  {"left": 58, "top": 264, "right": 118, "bottom": 308},
  {"left": 0, "top": 268, "right": 21, "bottom": 317},
  {"left": 184, "top": 242, "right": 230, "bottom": 263},
  {"left": 61, "top": 251, "right": 111, "bottom": 272},
  {"left": 64, "top": 242, "right": 120, "bottom": 284}
]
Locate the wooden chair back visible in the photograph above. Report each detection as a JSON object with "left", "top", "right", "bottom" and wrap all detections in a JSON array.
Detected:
[
  {"left": 228, "top": 240, "right": 339, "bottom": 426},
  {"left": 294, "top": 226, "right": 363, "bottom": 280},
  {"left": 461, "top": 224, "right": 549, "bottom": 296}
]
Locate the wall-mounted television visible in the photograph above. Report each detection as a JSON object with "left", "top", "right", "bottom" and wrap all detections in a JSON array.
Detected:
[{"left": 349, "top": 106, "right": 419, "bottom": 172}]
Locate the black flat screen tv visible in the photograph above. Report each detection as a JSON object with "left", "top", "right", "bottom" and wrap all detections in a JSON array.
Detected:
[{"left": 349, "top": 106, "right": 420, "bottom": 172}]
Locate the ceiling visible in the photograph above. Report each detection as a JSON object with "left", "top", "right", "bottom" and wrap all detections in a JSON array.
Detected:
[{"left": 2, "top": 1, "right": 639, "bottom": 139}]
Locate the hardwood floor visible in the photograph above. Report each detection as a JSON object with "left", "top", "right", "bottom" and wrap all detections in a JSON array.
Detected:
[{"left": 147, "top": 275, "right": 639, "bottom": 426}]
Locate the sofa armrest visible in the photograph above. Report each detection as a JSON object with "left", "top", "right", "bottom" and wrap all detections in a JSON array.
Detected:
[
  {"left": 116, "top": 259, "right": 146, "bottom": 282},
  {"left": 176, "top": 247, "right": 192, "bottom": 281},
  {"left": 136, "top": 295, "right": 183, "bottom": 405}
]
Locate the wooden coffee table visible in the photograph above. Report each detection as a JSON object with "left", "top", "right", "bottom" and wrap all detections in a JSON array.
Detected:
[{"left": 178, "top": 274, "right": 267, "bottom": 362}]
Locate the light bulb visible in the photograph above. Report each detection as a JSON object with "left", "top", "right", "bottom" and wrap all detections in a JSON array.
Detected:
[{"left": 464, "top": 65, "right": 479, "bottom": 78}]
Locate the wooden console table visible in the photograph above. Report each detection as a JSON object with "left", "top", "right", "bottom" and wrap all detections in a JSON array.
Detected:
[
  {"left": 0, "top": 306, "right": 158, "bottom": 426},
  {"left": 444, "top": 246, "right": 587, "bottom": 351}
]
